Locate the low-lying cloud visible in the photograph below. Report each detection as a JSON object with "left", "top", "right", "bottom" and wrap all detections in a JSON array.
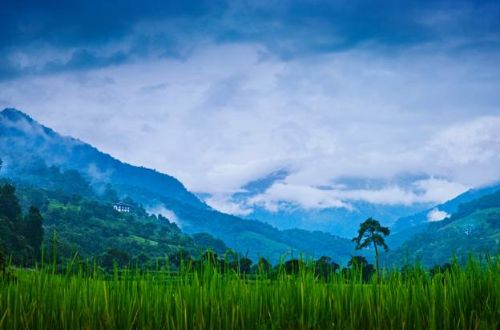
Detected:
[
  {"left": 1, "top": 14, "right": 500, "bottom": 216},
  {"left": 427, "top": 208, "right": 451, "bottom": 222},
  {"left": 147, "top": 205, "right": 182, "bottom": 227}
]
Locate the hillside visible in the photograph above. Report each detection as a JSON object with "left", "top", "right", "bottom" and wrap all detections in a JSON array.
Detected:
[
  {"left": 385, "top": 189, "right": 500, "bottom": 266},
  {"left": 0, "top": 108, "right": 204, "bottom": 208},
  {"left": 0, "top": 108, "right": 355, "bottom": 263},
  {"left": 0, "top": 171, "right": 229, "bottom": 267},
  {"left": 387, "top": 183, "right": 500, "bottom": 249}
]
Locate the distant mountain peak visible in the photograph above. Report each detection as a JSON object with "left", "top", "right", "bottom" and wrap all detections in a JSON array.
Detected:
[{"left": 1, "top": 108, "right": 34, "bottom": 122}]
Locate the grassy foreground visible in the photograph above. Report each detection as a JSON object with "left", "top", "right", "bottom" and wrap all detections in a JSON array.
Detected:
[{"left": 0, "top": 258, "right": 499, "bottom": 329}]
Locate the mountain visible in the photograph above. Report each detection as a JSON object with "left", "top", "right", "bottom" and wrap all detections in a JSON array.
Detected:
[
  {"left": 392, "top": 183, "right": 500, "bottom": 232},
  {"left": 0, "top": 108, "right": 354, "bottom": 263},
  {"left": 385, "top": 188, "right": 500, "bottom": 267},
  {"left": 0, "top": 108, "right": 204, "bottom": 208},
  {"left": 243, "top": 201, "right": 430, "bottom": 238},
  {"left": 387, "top": 183, "right": 500, "bottom": 248}
]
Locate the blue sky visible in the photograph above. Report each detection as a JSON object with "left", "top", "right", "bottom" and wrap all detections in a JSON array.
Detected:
[{"left": 1, "top": 0, "right": 500, "bottom": 216}]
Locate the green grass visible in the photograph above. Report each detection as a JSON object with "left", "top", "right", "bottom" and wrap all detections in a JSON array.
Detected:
[{"left": 0, "top": 257, "right": 499, "bottom": 329}]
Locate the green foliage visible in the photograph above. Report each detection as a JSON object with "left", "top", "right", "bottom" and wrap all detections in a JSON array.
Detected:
[
  {"left": 100, "top": 248, "right": 131, "bottom": 270},
  {"left": 450, "top": 189, "right": 500, "bottom": 221},
  {"left": 2, "top": 169, "right": 231, "bottom": 269},
  {"left": 24, "top": 206, "right": 44, "bottom": 259},
  {"left": 352, "top": 217, "right": 390, "bottom": 276},
  {"left": 0, "top": 248, "right": 5, "bottom": 274},
  {"left": 192, "top": 233, "right": 228, "bottom": 255},
  {"left": 0, "top": 257, "right": 497, "bottom": 329},
  {"left": 346, "top": 256, "right": 375, "bottom": 282},
  {"left": 387, "top": 192, "right": 500, "bottom": 267},
  {"left": 0, "top": 184, "right": 42, "bottom": 265}
]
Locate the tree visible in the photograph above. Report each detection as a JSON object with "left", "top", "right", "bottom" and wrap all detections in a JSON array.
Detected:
[
  {"left": 0, "top": 247, "right": 5, "bottom": 274},
  {"left": 0, "top": 184, "right": 22, "bottom": 224},
  {"left": 101, "top": 248, "right": 131, "bottom": 270},
  {"left": 352, "top": 217, "right": 390, "bottom": 278},
  {"left": 315, "top": 256, "right": 340, "bottom": 280},
  {"left": 239, "top": 257, "right": 252, "bottom": 274},
  {"left": 0, "top": 184, "right": 22, "bottom": 253},
  {"left": 346, "top": 255, "right": 375, "bottom": 282},
  {"left": 257, "top": 257, "right": 271, "bottom": 273},
  {"left": 170, "top": 250, "right": 191, "bottom": 268},
  {"left": 284, "top": 259, "right": 304, "bottom": 274},
  {"left": 24, "top": 207, "right": 44, "bottom": 260}
]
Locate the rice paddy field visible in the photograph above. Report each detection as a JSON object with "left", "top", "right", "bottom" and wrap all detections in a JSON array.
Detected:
[{"left": 0, "top": 258, "right": 499, "bottom": 329}]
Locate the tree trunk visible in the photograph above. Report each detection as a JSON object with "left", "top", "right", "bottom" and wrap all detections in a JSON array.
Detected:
[{"left": 374, "top": 242, "right": 379, "bottom": 280}]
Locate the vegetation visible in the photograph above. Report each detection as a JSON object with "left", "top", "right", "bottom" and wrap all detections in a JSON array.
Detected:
[
  {"left": 0, "top": 166, "right": 227, "bottom": 269},
  {"left": 0, "top": 256, "right": 498, "bottom": 329},
  {"left": 0, "top": 184, "right": 44, "bottom": 266},
  {"left": 386, "top": 189, "right": 500, "bottom": 267},
  {"left": 352, "top": 217, "right": 390, "bottom": 277}
]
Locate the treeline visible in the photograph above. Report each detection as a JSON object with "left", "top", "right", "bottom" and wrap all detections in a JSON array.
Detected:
[
  {"left": 0, "top": 183, "right": 43, "bottom": 267},
  {"left": 169, "top": 251, "right": 373, "bottom": 280}
]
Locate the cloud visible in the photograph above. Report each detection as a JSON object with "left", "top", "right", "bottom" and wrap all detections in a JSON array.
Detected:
[
  {"left": 2, "top": 1, "right": 499, "bottom": 80},
  {"left": 1, "top": 2, "right": 500, "bottom": 217},
  {"left": 248, "top": 183, "right": 351, "bottom": 211},
  {"left": 204, "top": 195, "right": 253, "bottom": 216},
  {"left": 427, "top": 208, "right": 450, "bottom": 222},
  {"left": 147, "top": 205, "right": 182, "bottom": 227},
  {"left": 1, "top": 42, "right": 499, "bottom": 202},
  {"left": 243, "top": 177, "right": 467, "bottom": 213}
]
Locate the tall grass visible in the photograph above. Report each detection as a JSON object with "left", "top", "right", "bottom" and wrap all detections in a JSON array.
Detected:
[{"left": 0, "top": 257, "right": 498, "bottom": 329}]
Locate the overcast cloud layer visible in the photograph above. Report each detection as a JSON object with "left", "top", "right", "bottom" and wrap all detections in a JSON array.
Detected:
[{"left": 1, "top": 0, "right": 500, "bottom": 215}]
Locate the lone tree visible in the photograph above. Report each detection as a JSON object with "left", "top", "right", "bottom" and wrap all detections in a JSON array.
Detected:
[
  {"left": 352, "top": 217, "right": 390, "bottom": 278},
  {"left": 24, "top": 207, "right": 44, "bottom": 260}
]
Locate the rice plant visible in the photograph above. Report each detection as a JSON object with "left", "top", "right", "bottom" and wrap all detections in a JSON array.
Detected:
[{"left": 0, "top": 256, "right": 498, "bottom": 329}]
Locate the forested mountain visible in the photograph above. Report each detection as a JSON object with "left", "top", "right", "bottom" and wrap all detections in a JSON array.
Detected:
[
  {"left": 1, "top": 108, "right": 354, "bottom": 263},
  {"left": 387, "top": 183, "right": 500, "bottom": 249},
  {"left": 0, "top": 108, "right": 203, "bottom": 208},
  {"left": 0, "top": 172, "right": 228, "bottom": 268},
  {"left": 392, "top": 183, "right": 500, "bottom": 233},
  {"left": 385, "top": 189, "right": 500, "bottom": 267}
]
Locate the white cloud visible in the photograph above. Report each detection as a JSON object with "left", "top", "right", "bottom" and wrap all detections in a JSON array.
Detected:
[
  {"left": 245, "top": 177, "right": 468, "bottom": 213},
  {"left": 411, "top": 178, "right": 468, "bottom": 203},
  {"left": 427, "top": 208, "right": 450, "bottom": 222},
  {"left": 205, "top": 195, "right": 253, "bottom": 216},
  {"left": 248, "top": 183, "right": 351, "bottom": 211},
  {"left": 147, "top": 205, "right": 182, "bottom": 227},
  {"left": 1, "top": 42, "right": 499, "bottom": 214}
]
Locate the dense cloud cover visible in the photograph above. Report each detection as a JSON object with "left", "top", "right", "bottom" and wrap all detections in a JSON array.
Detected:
[{"left": 1, "top": 0, "right": 500, "bottom": 215}]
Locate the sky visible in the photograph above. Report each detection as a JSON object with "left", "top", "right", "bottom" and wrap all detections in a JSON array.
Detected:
[{"left": 1, "top": 0, "right": 500, "bottom": 216}]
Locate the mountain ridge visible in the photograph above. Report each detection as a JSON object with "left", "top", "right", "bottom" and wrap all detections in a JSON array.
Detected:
[
  {"left": 385, "top": 188, "right": 500, "bottom": 266},
  {"left": 0, "top": 108, "right": 355, "bottom": 263}
]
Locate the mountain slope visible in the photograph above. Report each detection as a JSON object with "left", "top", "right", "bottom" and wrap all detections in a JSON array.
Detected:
[
  {"left": 0, "top": 108, "right": 354, "bottom": 263},
  {"left": 0, "top": 175, "right": 225, "bottom": 267},
  {"left": 392, "top": 183, "right": 500, "bottom": 233},
  {"left": 385, "top": 189, "right": 500, "bottom": 266},
  {"left": 387, "top": 183, "right": 500, "bottom": 249},
  {"left": 0, "top": 108, "right": 204, "bottom": 209}
]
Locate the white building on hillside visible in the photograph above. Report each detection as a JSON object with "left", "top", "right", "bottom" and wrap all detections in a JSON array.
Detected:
[{"left": 113, "top": 202, "right": 131, "bottom": 213}]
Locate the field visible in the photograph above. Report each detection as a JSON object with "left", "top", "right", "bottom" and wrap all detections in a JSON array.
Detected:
[{"left": 0, "top": 258, "right": 498, "bottom": 329}]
